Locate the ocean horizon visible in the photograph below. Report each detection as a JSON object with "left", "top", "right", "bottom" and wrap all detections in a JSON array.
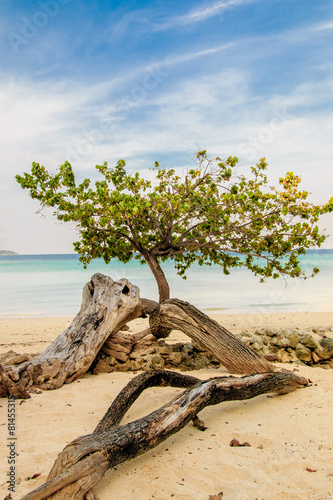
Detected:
[{"left": 0, "top": 250, "right": 332, "bottom": 317}]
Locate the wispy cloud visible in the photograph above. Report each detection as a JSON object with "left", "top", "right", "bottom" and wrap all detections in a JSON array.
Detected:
[
  {"left": 311, "top": 20, "right": 333, "bottom": 32},
  {"left": 151, "top": 0, "right": 258, "bottom": 30}
]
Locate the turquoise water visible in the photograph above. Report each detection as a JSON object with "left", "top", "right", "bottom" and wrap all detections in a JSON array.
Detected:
[{"left": 0, "top": 251, "right": 332, "bottom": 316}]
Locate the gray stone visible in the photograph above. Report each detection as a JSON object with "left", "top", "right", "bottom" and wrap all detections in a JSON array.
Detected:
[{"left": 295, "top": 343, "right": 312, "bottom": 363}]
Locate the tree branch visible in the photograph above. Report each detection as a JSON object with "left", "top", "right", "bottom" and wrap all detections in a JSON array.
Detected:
[{"left": 21, "top": 370, "right": 308, "bottom": 500}]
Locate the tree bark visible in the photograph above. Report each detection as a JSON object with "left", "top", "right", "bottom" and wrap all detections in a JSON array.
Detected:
[
  {"left": 0, "top": 274, "right": 142, "bottom": 395},
  {"left": 20, "top": 369, "right": 308, "bottom": 500},
  {"left": 143, "top": 251, "right": 170, "bottom": 302},
  {"left": 143, "top": 298, "right": 275, "bottom": 374},
  {"left": 1, "top": 273, "right": 287, "bottom": 397}
]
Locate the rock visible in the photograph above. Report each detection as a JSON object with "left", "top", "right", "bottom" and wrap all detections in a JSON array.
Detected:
[
  {"left": 149, "top": 355, "right": 165, "bottom": 370},
  {"left": 262, "top": 327, "right": 279, "bottom": 337},
  {"left": 250, "top": 341, "right": 264, "bottom": 352},
  {"left": 300, "top": 334, "right": 319, "bottom": 350},
  {"left": 250, "top": 335, "right": 263, "bottom": 344},
  {"left": 312, "top": 351, "right": 322, "bottom": 363},
  {"left": 264, "top": 353, "right": 279, "bottom": 362},
  {"left": 108, "top": 356, "right": 118, "bottom": 366},
  {"left": 130, "top": 360, "right": 143, "bottom": 371},
  {"left": 182, "top": 344, "right": 194, "bottom": 355},
  {"left": 191, "top": 340, "right": 206, "bottom": 352},
  {"left": 314, "top": 346, "right": 331, "bottom": 360},
  {"left": 285, "top": 332, "right": 299, "bottom": 348},
  {"left": 276, "top": 349, "right": 298, "bottom": 363},
  {"left": 320, "top": 337, "right": 333, "bottom": 353},
  {"left": 191, "top": 356, "right": 210, "bottom": 370},
  {"left": 129, "top": 352, "right": 142, "bottom": 360},
  {"left": 295, "top": 343, "right": 312, "bottom": 363},
  {"left": 271, "top": 337, "right": 291, "bottom": 348},
  {"left": 167, "top": 352, "right": 183, "bottom": 365},
  {"left": 312, "top": 326, "right": 326, "bottom": 334},
  {"left": 159, "top": 345, "right": 172, "bottom": 355},
  {"left": 276, "top": 349, "right": 290, "bottom": 363},
  {"left": 181, "top": 353, "right": 192, "bottom": 366}
]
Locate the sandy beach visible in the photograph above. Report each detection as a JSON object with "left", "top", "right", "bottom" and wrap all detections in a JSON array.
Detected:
[{"left": 1, "top": 312, "right": 333, "bottom": 500}]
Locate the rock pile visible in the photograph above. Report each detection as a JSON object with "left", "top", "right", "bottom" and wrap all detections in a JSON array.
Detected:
[
  {"left": 91, "top": 337, "right": 221, "bottom": 374},
  {"left": 91, "top": 325, "right": 333, "bottom": 374},
  {"left": 237, "top": 326, "right": 333, "bottom": 367}
]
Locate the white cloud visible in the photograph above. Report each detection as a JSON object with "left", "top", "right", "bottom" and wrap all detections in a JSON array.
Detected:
[{"left": 153, "top": 0, "right": 258, "bottom": 30}]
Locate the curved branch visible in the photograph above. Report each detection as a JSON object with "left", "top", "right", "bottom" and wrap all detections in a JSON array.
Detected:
[{"left": 21, "top": 370, "right": 308, "bottom": 500}]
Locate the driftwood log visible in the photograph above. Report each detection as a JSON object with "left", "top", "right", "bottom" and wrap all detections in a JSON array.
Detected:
[
  {"left": 1, "top": 273, "right": 282, "bottom": 398},
  {"left": 0, "top": 274, "right": 142, "bottom": 397},
  {"left": 20, "top": 369, "right": 308, "bottom": 500}
]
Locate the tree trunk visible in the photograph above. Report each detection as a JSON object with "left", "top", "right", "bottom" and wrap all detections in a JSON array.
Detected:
[
  {"left": 143, "top": 252, "right": 170, "bottom": 302},
  {"left": 0, "top": 273, "right": 285, "bottom": 397},
  {"left": 142, "top": 298, "right": 275, "bottom": 374},
  {"left": 20, "top": 369, "right": 308, "bottom": 500},
  {"left": 0, "top": 274, "right": 142, "bottom": 395}
]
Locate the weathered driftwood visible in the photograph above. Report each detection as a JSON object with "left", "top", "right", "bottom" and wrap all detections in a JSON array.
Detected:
[
  {"left": 1, "top": 273, "right": 283, "bottom": 398},
  {"left": 141, "top": 298, "right": 274, "bottom": 374},
  {"left": 20, "top": 369, "right": 308, "bottom": 500},
  {"left": 0, "top": 274, "right": 142, "bottom": 396}
]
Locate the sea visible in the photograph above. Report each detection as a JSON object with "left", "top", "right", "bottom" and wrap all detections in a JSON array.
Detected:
[{"left": 0, "top": 250, "right": 332, "bottom": 317}]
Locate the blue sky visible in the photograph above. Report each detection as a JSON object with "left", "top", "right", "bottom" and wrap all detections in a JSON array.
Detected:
[{"left": 1, "top": 0, "right": 333, "bottom": 253}]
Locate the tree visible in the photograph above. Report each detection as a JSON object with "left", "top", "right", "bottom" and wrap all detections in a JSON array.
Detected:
[{"left": 16, "top": 151, "right": 333, "bottom": 302}]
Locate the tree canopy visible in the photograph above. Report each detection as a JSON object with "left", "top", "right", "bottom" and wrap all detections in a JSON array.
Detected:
[{"left": 16, "top": 151, "right": 333, "bottom": 301}]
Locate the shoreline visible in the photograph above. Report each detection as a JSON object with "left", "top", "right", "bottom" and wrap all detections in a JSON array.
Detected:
[{"left": 1, "top": 311, "right": 333, "bottom": 355}]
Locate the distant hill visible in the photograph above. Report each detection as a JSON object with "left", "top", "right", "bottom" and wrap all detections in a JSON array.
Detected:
[{"left": 0, "top": 250, "right": 18, "bottom": 255}]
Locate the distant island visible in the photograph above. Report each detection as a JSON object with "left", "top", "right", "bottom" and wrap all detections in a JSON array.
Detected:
[{"left": 0, "top": 250, "right": 18, "bottom": 255}]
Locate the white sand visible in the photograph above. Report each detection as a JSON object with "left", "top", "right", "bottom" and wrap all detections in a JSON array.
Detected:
[{"left": 1, "top": 313, "right": 333, "bottom": 500}]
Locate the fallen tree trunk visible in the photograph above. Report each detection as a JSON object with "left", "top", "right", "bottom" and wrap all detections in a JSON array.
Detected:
[
  {"left": 20, "top": 369, "right": 308, "bottom": 500},
  {"left": 1, "top": 273, "right": 283, "bottom": 397},
  {"left": 0, "top": 274, "right": 142, "bottom": 396},
  {"left": 156, "top": 299, "right": 275, "bottom": 374}
]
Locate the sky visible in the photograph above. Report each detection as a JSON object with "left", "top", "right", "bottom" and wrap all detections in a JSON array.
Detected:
[{"left": 0, "top": 0, "right": 333, "bottom": 254}]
